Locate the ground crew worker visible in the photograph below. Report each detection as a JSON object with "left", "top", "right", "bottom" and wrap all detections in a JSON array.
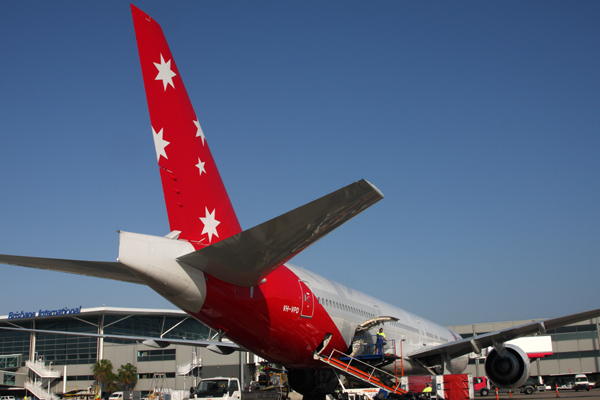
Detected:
[
  {"left": 376, "top": 328, "right": 386, "bottom": 355},
  {"left": 422, "top": 383, "right": 432, "bottom": 399}
]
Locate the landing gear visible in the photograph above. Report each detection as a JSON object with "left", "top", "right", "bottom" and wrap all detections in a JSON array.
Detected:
[{"left": 302, "top": 394, "right": 326, "bottom": 400}]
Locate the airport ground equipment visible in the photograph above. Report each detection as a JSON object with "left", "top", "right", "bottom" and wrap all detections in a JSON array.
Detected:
[
  {"left": 432, "top": 374, "right": 473, "bottom": 400},
  {"left": 315, "top": 348, "right": 407, "bottom": 396},
  {"left": 472, "top": 377, "right": 490, "bottom": 396},
  {"left": 574, "top": 374, "right": 590, "bottom": 391},
  {"left": 191, "top": 377, "right": 285, "bottom": 400}
]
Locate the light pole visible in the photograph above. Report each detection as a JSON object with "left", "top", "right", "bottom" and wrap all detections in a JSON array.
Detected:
[
  {"left": 400, "top": 339, "right": 406, "bottom": 376},
  {"left": 48, "top": 362, "right": 53, "bottom": 394}
]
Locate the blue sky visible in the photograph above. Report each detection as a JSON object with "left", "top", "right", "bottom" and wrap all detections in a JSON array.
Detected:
[{"left": 1, "top": 1, "right": 598, "bottom": 326}]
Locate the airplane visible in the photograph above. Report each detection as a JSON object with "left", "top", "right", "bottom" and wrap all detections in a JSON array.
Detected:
[{"left": 1, "top": 5, "right": 599, "bottom": 399}]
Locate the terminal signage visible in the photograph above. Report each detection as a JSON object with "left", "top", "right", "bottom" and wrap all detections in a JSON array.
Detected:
[{"left": 8, "top": 306, "right": 82, "bottom": 320}]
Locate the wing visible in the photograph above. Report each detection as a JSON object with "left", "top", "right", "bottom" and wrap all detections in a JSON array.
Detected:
[
  {"left": 408, "top": 307, "right": 600, "bottom": 361},
  {"left": 0, "top": 254, "right": 142, "bottom": 284},
  {"left": 0, "top": 326, "right": 240, "bottom": 355}
]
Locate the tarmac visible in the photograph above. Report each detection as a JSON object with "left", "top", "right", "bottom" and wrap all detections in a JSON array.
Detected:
[
  {"left": 287, "top": 389, "right": 600, "bottom": 400},
  {"left": 482, "top": 389, "right": 600, "bottom": 400},
  {"left": 286, "top": 390, "right": 600, "bottom": 400}
]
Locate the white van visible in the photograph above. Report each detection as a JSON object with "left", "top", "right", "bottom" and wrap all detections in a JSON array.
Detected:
[
  {"left": 108, "top": 392, "right": 124, "bottom": 400},
  {"left": 574, "top": 374, "right": 590, "bottom": 391}
]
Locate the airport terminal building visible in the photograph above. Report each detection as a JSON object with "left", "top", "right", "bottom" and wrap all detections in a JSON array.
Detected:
[
  {"left": 1, "top": 306, "right": 599, "bottom": 399},
  {"left": 0, "top": 307, "right": 253, "bottom": 399}
]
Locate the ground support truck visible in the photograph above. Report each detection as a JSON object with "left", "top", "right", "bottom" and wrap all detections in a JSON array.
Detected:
[
  {"left": 334, "top": 374, "right": 473, "bottom": 400},
  {"left": 191, "top": 377, "right": 287, "bottom": 400}
]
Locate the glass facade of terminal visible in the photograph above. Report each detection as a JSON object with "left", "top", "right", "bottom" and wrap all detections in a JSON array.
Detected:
[
  {"left": 0, "top": 310, "right": 216, "bottom": 366},
  {"left": 103, "top": 315, "right": 213, "bottom": 343},
  {"left": 0, "top": 328, "right": 29, "bottom": 361},
  {"left": 36, "top": 317, "right": 99, "bottom": 365}
]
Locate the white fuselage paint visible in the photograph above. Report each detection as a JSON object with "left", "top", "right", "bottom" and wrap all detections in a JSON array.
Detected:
[{"left": 290, "top": 264, "right": 467, "bottom": 375}]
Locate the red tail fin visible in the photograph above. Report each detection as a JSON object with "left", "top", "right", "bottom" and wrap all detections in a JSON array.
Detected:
[{"left": 131, "top": 5, "right": 241, "bottom": 246}]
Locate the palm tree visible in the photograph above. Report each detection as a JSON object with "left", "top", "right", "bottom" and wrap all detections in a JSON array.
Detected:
[
  {"left": 105, "top": 373, "right": 120, "bottom": 395},
  {"left": 118, "top": 363, "right": 138, "bottom": 392},
  {"left": 93, "top": 359, "right": 114, "bottom": 398}
]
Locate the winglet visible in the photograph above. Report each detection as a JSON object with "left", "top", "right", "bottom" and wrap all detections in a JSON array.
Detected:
[{"left": 131, "top": 5, "right": 241, "bottom": 246}]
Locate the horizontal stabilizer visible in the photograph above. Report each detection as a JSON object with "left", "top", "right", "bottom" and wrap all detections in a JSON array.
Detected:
[
  {"left": 0, "top": 254, "right": 141, "bottom": 284},
  {"left": 178, "top": 179, "right": 383, "bottom": 287}
]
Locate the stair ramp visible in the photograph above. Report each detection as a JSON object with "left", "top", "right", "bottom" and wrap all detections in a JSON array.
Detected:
[
  {"left": 176, "top": 355, "right": 202, "bottom": 376},
  {"left": 315, "top": 349, "right": 407, "bottom": 396},
  {"left": 24, "top": 380, "right": 61, "bottom": 400}
]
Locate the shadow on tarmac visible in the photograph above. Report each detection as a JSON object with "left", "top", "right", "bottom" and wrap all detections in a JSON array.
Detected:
[{"left": 486, "top": 389, "right": 599, "bottom": 400}]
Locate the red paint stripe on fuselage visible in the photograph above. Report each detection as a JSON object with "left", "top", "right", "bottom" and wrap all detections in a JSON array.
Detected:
[
  {"left": 526, "top": 352, "right": 553, "bottom": 359},
  {"left": 188, "top": 265, "right": 346, "bottom": 368}
]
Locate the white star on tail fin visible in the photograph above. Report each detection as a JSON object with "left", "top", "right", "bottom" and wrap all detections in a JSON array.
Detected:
[
  {"left": 152, "top": 127, "right": 169, "bottom": 161},
  {"left": 196, "top": 158, "right": 206, "bottom": 176},
  {"left": 154, "top": 54, "right": 176, "bottom": 90},
  {"left": 200, "top": 208, "right": 220, "bottom": 243},
  {"left": 194, "top": 120, "right": 206, "bottom": 145}
]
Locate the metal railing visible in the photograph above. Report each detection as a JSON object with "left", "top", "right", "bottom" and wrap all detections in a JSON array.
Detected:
[
  {"left": 176, "top": 355, "right": 202, "bottom": 376},
  {"left": 26, "top": 359, "right": 61, "bottom": 379},
  {"left": 317, "top": 348, "right": 406, "bottom": 395},
  {"left": 25, "top": 380, "right": 62, "bottom": 400}
]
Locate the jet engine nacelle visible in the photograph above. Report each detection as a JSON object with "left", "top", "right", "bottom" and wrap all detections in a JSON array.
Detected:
[{"left": 484, "top": 344, "right": 530, "bottom": 389}]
